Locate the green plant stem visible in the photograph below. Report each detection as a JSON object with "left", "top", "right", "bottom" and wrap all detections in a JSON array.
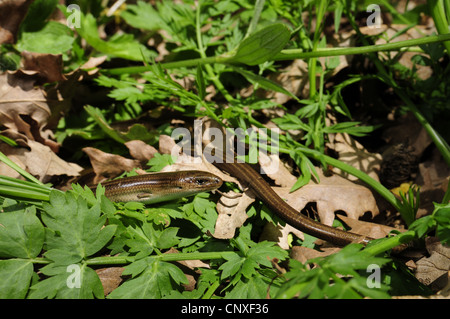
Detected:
[
  {"left": 345, "top": 5, "right": 450, "bottom": 167},
  {"left": 443, "top": 179, "right": 450, "bottom": 203},
  {"left": 195, "top": 0, "right": 235, "bottom": 103},
  {"left": 25, "top": 251, "right": 236, "bottom": 267},
  {"left": 0, "top": 151, "right": 44, "bottom": 185},
  {"left": 428, "top": 0, "right": 450, "bottom": 54},
  {"left": 308, "top": 0, "right": 327, "bottom": 98},
  {"left": 87, "top": 251, "right": 235, "bottom": 266},
  {"left": 104, "top": 34, "right": 450, "bottom": 76},
  {"left": 274, "top": 33, "right": 450, "bottom": 60},
  {"left": 245, "top": 0, "right": 265, "bottom": 38},
  {"left": 202, "top": 280, "right": 221, "bottom": 299},
  {"left": 363, "top": 230, "right": 416, "bottom": 256}
]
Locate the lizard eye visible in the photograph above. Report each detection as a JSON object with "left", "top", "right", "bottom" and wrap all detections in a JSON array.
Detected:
[{"left": 195, "top": 178, "right": 209, "bottom": 185}]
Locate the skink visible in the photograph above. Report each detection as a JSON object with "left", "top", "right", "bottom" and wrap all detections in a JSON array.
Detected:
[
  {"left": 98, "top": 164, "right": 371, "bottom": 246},
  {"left": 95, "top": 170, "right": 223, "bottom": 204},
  {"left": 214, "top": 161, "right": 372, "bottom": 246}
]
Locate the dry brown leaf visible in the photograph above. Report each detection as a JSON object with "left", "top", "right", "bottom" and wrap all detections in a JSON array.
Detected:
[
  {"left": 258, "top": 59, "right": 310, "bottom": 104},
  {"left": 158, "top": 134, "right": 235, "bottom": 183},
  {"left": 80, "top": 56, "right": 107, "bottom": 74},
  {"left": 259, "top": 152, "right": 297, "bottom": 187},
  {"left": 0, "top": 72, "right": 51, "bottom": 142},
  {"left": 290, "top": 245, "right": 340, "bottom": 264},
  {"left": 274, "top": 169, "right": 379, "bottom": 226},
  {"left": 96, "top": 267, "right": 124, "bottom": 296},
  {"left": 415, "top": 237, "right": 450, "bottom": 292},
  {"left": 259, "top": 223, "right": 305, "bottom": 250},
  {"left": 124, "top": 140, "right": 158, "bottom": 163},
  {"left": 213, "top": 154, "right": 379, "bottom": 246},
  {"left": 82, "top": 147, "right": 141, "bottom": 184},
  {"left": 21, "top": 51, "right": 66, "bottom": 83},
  {"left": 0, "top": 138, "right": 82, "bottom": 182},
  {"left": 0, "top": 0, "right": 34, "bottom": 44},
  {"left": 329, "top": 132, "right": 382, "bottom": 182},
  {"left": 416, "top": 148, "right": 450, "bottom": 217},
  {"left": 213, "top": 190, "right": 255, "bottom": 239},
  {"left": 336, "top": 214, "right": 402, "bottom": 239}
]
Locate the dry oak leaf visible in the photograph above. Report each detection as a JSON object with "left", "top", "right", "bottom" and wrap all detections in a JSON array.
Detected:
[
  {"left": 0, "top": 139, "right": 82, "bottom": 182},
  {"left": 259, "top": 222, "right": 305, "bottom": 250},
  {"left": 83, "top": 147, "right": 141, "bottom": 184},
  {"left": 0, "top": 72, "right": 50, "bottom": 141},
  {"left": 336, "top": 214, "right": 402, "bottom": 240},
  {"left": 258, "top": 59, "right": 310, "bottom": 104},
  {"left": 274, "top": 169, "right": 380, "bottom": 227},
  {"left": 328, "top": 133, "right": 382, "bottom": 182},
  {"left": 124, "top": 140, "right": 158, "bottom": 163},
  {"left": 213, "top": 190, "right": 255, "bottom": 239},
  {"left": 415, "top": 237, "right": 450, "bottom": 292},
  {"left": 290, "top": 245, "right": 341, "bottom": 264}
]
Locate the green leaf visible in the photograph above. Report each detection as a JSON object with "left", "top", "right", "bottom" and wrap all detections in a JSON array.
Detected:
[
  {"left": 121, "top": 1, "right": 166, "bottom": 30},
  {"left": 17, "top": 21, "right": 74, "bottom": 54},
  {"left": 325, "top": 245, "right": 389, "bottom": 276},
  {"left": 410, "top": 215, "right": 436, "bottom": 238},
  {"left": 73, "top": 11, "right": 155, "bottom": 61},
  {"left": 123, "top": 124, "right": 158, "bottom": 144},
  {"left": 230, "top": 23, "right": 290, "bottom": 65},
  {"left": 108, "top": 257, "right": 188, "bottom": 298},
  {"left": 157, "top": 227, "right": 180, "bottom": 249},
  {"left": 16, "top": 0, "right": 74, "bottom": 55},
  {"left": 147, "top": 153, "right": 176, "bottom": 172},
  {"left": 41, "top": 190, "right": 116, "bottom": 261},
  {"left": 434, "top": 203, "right": 450, "bottom": 244},
  {"left": 0, "top": 259, "right": 34, "bottom": 299},
  {"left": 225, "top": 273, "right": 274, "bottom": 298},
  {"left": 219, "top": 241, "right": 288, "bottom": 285},
  {"left": 272, "top": 114, "right": 310, "bottom": 131},
  {"left": 219, "top": 252, "right": 244, "bottom": 279},
  {"left": 84, "top": 105, "right": 127, "bottom": 144},
  {"left": 29, "top": 263, "right": 104, "bottom": 299},
  {"left": 125, "top": 223, "right": 158, "bottom": 259},
  {"left": 0, "top": 207, "right": 44, "bottom": 258},
  {"left": 231, "top": 66, "right": 298, "bottom": 100},
  {"left": 196, "top": 64, "right": 206, "bottom": 100},
  {"left": 323, "top": 121, "right": 377, "bottom": 137}
]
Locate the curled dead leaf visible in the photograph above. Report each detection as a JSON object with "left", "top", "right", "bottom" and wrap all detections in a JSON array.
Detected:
[
  {"left": 83, "top": 147, "right": 141, "bottom": 184},
  {"left": 0, "top": 72, "right": 51, "bottom": 143},
  {"left": 0, "top": 0, "right": 34, "bottom": 44},
  {"left": 213, "top": 190, "right": 255, "bottom": 239},
  {"left": 274, "top": 170, "right": 380, "bottom": 226},
  {"left": 259, "top": 223, "right": 305, "bottom": 250},
  {"left": 124, "top": 140, "right": 158, "bottom": 163},
  {"left": 0, "top": 138, "right": 82, "bottom": 182},
  {"left": 21, "top": 51, "right": 66, "bottom": 83}
]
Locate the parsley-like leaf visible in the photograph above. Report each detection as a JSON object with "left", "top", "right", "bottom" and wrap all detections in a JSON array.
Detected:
[{"left": 108, "top": 257, "right": 188, "bottom": 298}]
